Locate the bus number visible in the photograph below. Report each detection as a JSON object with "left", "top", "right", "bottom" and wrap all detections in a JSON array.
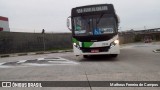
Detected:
[{"left": 102, "top": 43, "right": 108, "bottom": 46}]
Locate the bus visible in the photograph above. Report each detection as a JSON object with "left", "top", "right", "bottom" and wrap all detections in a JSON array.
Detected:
[{"left": 67, "top": 4, "right": 120, "bottom": 58}]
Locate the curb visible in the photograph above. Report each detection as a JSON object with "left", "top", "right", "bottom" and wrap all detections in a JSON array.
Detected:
[
  {"left": 0, "top": 55, "right": 10, "bottom": 58},
  {"left": 0, "top": 50, "right": 73, "bottom": 58}
]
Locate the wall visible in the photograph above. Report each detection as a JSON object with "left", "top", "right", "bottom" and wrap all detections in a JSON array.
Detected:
[
  {"left": 0, "top": 32, "right": 72, "bottom": 54},
  {"left": 119, "top": 32, "right": 136, "bottom": 44}
]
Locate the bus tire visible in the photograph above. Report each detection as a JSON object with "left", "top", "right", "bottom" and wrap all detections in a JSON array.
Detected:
[
  {"left": 83, "top": 55, "right": 88, "bottom": 58},
  {"left": 111, "top": 54, "right": 118, "bottom": 57}
]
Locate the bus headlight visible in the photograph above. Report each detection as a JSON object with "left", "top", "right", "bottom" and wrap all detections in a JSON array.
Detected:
[
  {"left": 110, "top": 40, "right": 119, "bottom": 48},
  {"left": 73, "top": 43, "right": 80, "bottom": 49},
  {"left": 73, "top": 43, "right": 77, "bottom": 46},
  {"left": 114, "top": 40, "right": 119, "bottom": 44}
]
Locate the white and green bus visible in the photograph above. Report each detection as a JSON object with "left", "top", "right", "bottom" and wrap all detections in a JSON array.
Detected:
[{"left": 67, "top": 4, "right": 120, "bottom": 58}]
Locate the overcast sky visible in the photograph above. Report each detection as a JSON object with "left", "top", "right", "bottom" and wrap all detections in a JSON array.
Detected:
[{"left": 0, "top": 0, "right": 160, "bottom": 33}]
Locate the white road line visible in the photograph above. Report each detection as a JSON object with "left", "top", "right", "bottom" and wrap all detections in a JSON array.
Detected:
[
  {"left": 0, "top": 62, "right": 5, "bottom": 65},
  {"left": 37, "top": 58, "right": 44, "bottom": 60},
  {"left": 17, "top": 60, "right": 27, "bottom": 63}
]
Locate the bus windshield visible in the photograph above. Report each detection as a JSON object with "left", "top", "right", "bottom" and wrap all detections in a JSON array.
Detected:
[{"left": 73, "top": 14, "right": 117, "bottom": 36}]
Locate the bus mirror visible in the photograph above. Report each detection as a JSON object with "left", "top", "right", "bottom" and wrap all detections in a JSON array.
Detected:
[{"left": 67, "top": 16, "right": 72, "bottom": 31}]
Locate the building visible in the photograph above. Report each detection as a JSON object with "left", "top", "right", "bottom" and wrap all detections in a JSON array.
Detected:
[{"left": 0, "top": 16, "right": 10, "bottom": 32}]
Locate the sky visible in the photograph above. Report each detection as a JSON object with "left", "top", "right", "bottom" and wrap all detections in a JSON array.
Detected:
[{"left": 0, "top": 0, "right": 160, "bottom": 33}]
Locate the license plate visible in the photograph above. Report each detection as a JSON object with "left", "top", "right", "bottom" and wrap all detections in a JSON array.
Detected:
[{"left": 91, "top": 49, "right": 99, "bottom": 53}]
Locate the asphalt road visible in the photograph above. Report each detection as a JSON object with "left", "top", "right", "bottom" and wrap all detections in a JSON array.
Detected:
[{"left": 0, "top": 42, "right": 160, "bottom": 90}]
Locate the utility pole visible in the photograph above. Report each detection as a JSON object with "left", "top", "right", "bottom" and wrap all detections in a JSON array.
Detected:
[{"left": 42, "top": 29, "right": 45, "bottom": 51}]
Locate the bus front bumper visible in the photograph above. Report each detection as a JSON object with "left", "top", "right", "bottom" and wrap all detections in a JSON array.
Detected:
[{"left": 73, "top": 44, "right": 120, "bottom": 56}]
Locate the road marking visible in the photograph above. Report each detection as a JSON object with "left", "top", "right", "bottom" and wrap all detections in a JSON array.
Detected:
[
  {"left": 0, "top": 57, "right": 78, "bottom": 68},
  {"left": 17, "top": 60, "right": 27, "bottom": 63}
]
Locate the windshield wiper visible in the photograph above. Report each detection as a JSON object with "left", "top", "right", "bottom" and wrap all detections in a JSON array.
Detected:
[{"left": 96, "top": 13, "right": 105, "bottom": 24}]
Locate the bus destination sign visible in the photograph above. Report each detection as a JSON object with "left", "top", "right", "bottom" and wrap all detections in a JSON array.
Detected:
[{"left": 76, "top": 6, "right": 108, "bottom": 13}]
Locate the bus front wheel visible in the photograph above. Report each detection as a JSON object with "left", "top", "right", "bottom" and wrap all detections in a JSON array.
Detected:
[
  {"left": 83, "top": 55, "right": 88, "bottom": 58},
  {"left": 111, "top": 54, "right": 118, "bottom": 57}
]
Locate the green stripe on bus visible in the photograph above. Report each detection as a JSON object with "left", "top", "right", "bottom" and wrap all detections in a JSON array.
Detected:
[
  {"left": 72, "top": 38, "right": 79, "bottom": 45},
  {"left": 82, "top": 42, "right": 94, "bottom": 48}
]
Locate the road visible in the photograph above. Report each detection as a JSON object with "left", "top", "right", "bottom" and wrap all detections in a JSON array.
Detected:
[{"left": 0, "top": 42, "right": 160, "bottom": 90}]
